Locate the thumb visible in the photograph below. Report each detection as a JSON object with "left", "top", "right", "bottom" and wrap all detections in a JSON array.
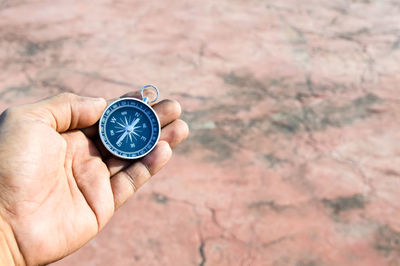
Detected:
[{"left": 23, "top": 92, "right": 107, "bottom": 132}]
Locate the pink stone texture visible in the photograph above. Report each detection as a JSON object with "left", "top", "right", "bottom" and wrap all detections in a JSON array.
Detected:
[{"left": 1, "top": 0, "right": 400, "bottom": 265}]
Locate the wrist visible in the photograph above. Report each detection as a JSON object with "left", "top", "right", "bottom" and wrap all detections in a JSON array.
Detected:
[{"left": 0, "top": 213, "right": 25, "bottom": 266}]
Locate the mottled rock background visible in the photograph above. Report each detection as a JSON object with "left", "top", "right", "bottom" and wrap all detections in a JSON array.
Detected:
[{"left": 1, "top": 0, "right": 400, "bottom": 265}]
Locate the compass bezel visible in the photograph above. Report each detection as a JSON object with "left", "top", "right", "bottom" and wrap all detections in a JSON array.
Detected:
[{"left": 99, "top": 97, "right": 161, "bottom": 159}]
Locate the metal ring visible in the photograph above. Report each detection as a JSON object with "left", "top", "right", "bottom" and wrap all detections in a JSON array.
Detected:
[{"left": 140, "top": 85, "right": 159, "bottom": 104}]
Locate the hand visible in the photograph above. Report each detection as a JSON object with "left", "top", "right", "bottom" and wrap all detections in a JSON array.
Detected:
[{"left": 0, "top": 92, "right": 189, "bottom": 265}]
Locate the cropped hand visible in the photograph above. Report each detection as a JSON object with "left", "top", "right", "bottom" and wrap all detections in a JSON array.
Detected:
[{"left": 0, "top": 92, "right": 188, "bottom": 265}]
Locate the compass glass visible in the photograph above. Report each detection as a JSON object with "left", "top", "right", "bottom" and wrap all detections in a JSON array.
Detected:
[{"left": 99, "top": 98, "right": 160, "bottom": 159}]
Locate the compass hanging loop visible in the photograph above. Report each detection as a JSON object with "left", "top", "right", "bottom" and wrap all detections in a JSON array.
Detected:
[{"left": 141, "top": 85, "right": 159, "bottom": 104}]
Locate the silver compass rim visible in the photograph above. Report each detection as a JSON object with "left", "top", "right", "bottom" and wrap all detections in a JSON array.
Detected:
[{"left": 99, "top": 97, "right": 161, "bottom": 160}]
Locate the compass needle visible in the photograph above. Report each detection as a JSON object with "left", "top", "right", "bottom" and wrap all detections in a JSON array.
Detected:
[
  {"left": 116, "top": 131, "right": 128, "bottom": 146},
  {"left": 117, "top": 122, "right": 125, "bottom": 128},
  {"left": 131, "top": 118, "right": 140, "bottom": 127}
]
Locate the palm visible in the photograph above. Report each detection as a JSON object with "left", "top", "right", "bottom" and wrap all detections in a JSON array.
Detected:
[{"left": 0, "top": 120, "right": 112, "bottom": 263}]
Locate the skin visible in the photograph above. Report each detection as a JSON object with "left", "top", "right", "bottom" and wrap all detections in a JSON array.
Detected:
[{"left": 0, "top": 91, "right": 189, "bottom": 265}]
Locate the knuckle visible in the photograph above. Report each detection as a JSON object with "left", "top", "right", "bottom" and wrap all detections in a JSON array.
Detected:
[
  {"left": 58, "top": 92, "right": 77, "bottom": 101},
  {"left": 123, "top": 163, "right": 151, "bottom": 192},
  {"left": 137, "top": 162, "right": 151, "bottom": 180},
  {"left": 81, "top": 158, "right": 109, "bottom": 181},
  {"left": 122, "top": 171, "right": 138, "bottom": 193}
]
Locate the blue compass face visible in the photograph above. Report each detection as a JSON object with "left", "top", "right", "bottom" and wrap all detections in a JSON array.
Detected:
[{"left": 99, "top": 98, "right": 160, "bottom": 159}]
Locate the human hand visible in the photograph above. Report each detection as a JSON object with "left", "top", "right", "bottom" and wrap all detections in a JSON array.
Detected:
[{"left": 0, "top": 92, "right": 188, "bottom": 265}]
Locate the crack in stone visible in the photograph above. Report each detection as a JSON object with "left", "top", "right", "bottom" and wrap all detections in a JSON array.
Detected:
[
  {"left": 375, "top": 225, "right": 400, "bottom": 257},
  {"left": 151, "top": 192, "right": 254, "bottom": 265},
  {"left": 260, "top": 153, "right": 289, "bottom": 169},
  {"left": 322, "top": 194, "right": 366, "bottom": 216},
  {"left": 198, "top": 241, "right": 206, "bottom": 266},
  {"left": 248, "top": 200, "right": 291, "bottom": 212},
  {"left": 263, "top": 235, "right": 292, "bottom": 248},
  {"left": 149, "top": 192, "right": 211, "bottom": 266},
  {"left": 330, "top": 152, "right": 374, "bottom": 196}
]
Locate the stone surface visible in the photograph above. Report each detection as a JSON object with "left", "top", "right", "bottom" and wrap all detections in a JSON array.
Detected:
[{"left": 1, "top": 0, "right": 400, "bottom": 265}]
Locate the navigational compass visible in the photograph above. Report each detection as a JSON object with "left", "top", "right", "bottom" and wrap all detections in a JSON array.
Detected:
[{"left": 99, "top": 85, "right": 161, "bottom": 159}]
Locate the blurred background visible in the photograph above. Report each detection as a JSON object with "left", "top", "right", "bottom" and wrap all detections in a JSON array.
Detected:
[{"left": 1, "top": 0, "right": 400, "bottom": 265}]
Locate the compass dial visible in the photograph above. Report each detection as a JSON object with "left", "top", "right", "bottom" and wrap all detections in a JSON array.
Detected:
[{"left": 99, "top": 98, "right": 160, "bottom": 159}]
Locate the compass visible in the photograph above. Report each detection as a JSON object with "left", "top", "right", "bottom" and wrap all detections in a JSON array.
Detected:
[{"left": 99, "top": 85, "right": 161, "bottom": 159}]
